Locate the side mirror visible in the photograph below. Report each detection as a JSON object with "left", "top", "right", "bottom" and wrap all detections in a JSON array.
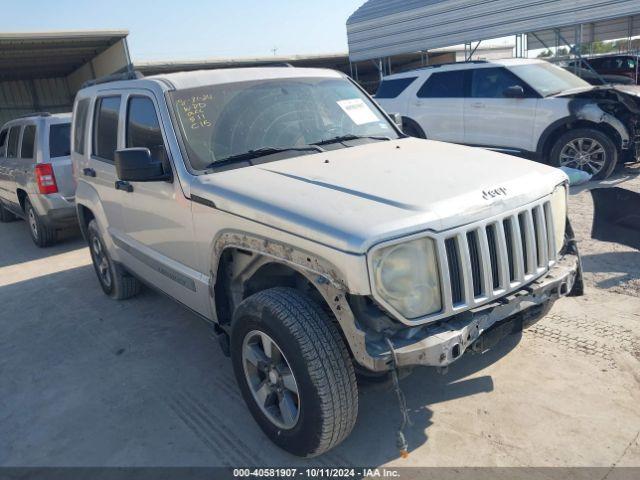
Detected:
[
  {"left": 504, "top": 85, "right": 525, "bottom": 98},
  {"left": 114, "top": 148, "right": 170, "bottom": 182},
  {"left": 388, "top": 112, "right": 403, "bottom": 130}
]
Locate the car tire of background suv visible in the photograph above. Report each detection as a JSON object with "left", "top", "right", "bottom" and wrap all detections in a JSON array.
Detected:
[
  {"left": 0, "top": 202, "right": 17, "bottom": 222},
  {"left": 549, "top": 128, "right": 617, "bottom": 180},
  {"left": 87, "top": 219, "right": 141, "bottom": 300},
  {"left": 401, "top": 118, "right": 426, "bottom": 139},
  {"left": 230, "top": 287, "right": 358, "bottom": 457},
  {"left": 25, "top": 198, "right": 56, "bottom": 247}
]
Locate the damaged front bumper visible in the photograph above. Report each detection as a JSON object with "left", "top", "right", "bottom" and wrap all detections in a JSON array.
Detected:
[{"left": 364, "top": 251, "right": 582, "bottom": 371}]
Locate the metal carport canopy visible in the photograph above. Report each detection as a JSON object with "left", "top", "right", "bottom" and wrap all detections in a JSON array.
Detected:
[
  {"left": 0, "top": 30, "right": 131, "bottom": 126},
  {"left": 347, "top": 0, "right": 640, "bottom": 62},
  {"left": 0, "top": 30, "right": 130, "bottom": 80}
]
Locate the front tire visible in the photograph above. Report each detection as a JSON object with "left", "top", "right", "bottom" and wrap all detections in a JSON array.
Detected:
[
  {"left": 87, "top": 219, "right": 141, "bottom": 300},
  {"left": 402, "top": 118, "right": 426, "bottom": 139},
  {"left": 231, "top": 287, "right": 358, "bottom": 457},
  {"left": 25, "top": 198, "right": 56, "bottom": 247},
  {"left": 549, "top": 128, "right": 617, "bottom": 180}
]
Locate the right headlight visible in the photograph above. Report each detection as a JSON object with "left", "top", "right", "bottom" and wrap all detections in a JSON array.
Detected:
[
  {"left": 370, "top": 237, "right": 442, "bottom": 319},
  {"left": 550, "top": 184, "right": 567, "bottom": 254}
]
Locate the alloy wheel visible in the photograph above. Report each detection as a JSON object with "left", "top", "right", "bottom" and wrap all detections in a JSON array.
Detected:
[
  {"left": 28, "top": 208, "right": 39, "bottom": 240},
  {"left": 242, "top": 330, "right": 300, "bottom": 430},
  {"left": 559, "top": 137, "right": 606, "bottom": 175},
  {"left": 91, "top": 236, "right": 112, "bottom": 289}
]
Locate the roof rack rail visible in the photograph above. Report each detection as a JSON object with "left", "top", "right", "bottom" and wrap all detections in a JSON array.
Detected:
[
  {"left": 415, "top": 59, "right": 489, "bottom": 71},
  {"left": 17, "top": 111, "right": 51, "bottom": 118},
  {"left": 81, "top": 70, "right": 144, "bottom": 89},
  {"left": 254, "top": 62, "right": 294, "bottom": 68}
]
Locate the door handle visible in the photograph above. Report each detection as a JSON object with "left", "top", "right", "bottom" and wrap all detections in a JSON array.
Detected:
[
  {"left": 471, "top": 102, "right": 485, "bottom": 108},
  {"left": 115, "top": 180, "right": 133, "bottom": 193},
  {"left": 83, "top": 168, "right": 96, "bottom": 177}
]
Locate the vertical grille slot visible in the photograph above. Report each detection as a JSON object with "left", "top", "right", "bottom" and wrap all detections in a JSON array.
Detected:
[
  {"left": 466, "top": 231, "right": 482, "bottom": 297},
  {"left": 518, "top": 213, "right": 530, "bottom": 274},
  {"left": 543, "top": 202, "right": 556, "bottom": 261},
  {"left": 503, "top": 218, "right": 515, "bottom": 282},
  {"left": 445, "top": 238, "right": 463, "bottom": 305},
  {"left": 532, "top": 206, "right": 547, "bottom": 267},
  {"left": 486, "top": 225, "right": 500, "bottom": 290}
]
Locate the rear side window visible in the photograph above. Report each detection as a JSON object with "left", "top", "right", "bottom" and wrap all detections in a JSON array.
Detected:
[
  {"left": 126, "top": 97, "right": 166, "bottom": 163},
  {"left": 7, "top": 126, "right": 20, "bottom": 158},
  {"left": 93, "top": 96, "right": 121, "bottom": 161},
  {"left": 21, "top": 125, "right": 36, "bottom": 159},
  {"left": 50, "top": 124, "right": 71, "bottom": 158},
  {"left": 74, "top": 98, "right": 90, "bottom": 154},
  {"left": 417, "top": 71, "right": 466, "bottom": 98},
  {"left": 375, "top": 77, "right": 417, "bottom": 99}
]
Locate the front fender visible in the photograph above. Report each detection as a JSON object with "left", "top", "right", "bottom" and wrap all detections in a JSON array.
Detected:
[
  {"left": 75, "top": 180, "right": 121, "bottom": 260},
  {"left": 209, "top": 230, "right": 376, "bottom": 370}
]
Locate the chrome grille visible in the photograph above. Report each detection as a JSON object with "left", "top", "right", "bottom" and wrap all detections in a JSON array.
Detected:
[{"left": 435, "top": 199, "right": 556, "bottom": 316}]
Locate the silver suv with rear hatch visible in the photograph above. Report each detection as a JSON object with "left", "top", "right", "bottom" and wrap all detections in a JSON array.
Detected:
[
  {"left": 72, "top": 68, "right": 583, "bottom": 457},
  {"left": 0, "top": 112, "right": 76, "bottom": 246}
]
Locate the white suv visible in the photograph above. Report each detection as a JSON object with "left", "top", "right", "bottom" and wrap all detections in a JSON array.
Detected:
[{"left": 376, "top": 59, "right": 640, "bottom": 179}]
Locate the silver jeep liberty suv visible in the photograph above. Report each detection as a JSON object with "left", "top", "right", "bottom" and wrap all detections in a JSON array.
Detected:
[{"left": 72, "top": 67, "right": 582, "bottom": 457}]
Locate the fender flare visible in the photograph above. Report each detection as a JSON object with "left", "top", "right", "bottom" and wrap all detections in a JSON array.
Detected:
[{"left": 209, "top": 230, "right": 374, "bottom": 370}]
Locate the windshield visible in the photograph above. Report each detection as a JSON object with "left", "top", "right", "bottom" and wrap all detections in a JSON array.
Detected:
[
  {"left": 510, "top": 62, "right": 591, "bottom": 97},
  {"left": 170, "top": 76, "right": 397, "bottom": 170}
]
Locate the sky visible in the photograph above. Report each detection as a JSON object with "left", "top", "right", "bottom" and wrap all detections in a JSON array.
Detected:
[{"left": 5, "top": 0, "right": 366, "bottom": 61}]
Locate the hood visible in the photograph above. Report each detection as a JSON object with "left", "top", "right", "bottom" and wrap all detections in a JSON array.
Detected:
[
  {"left": 192, "top": 139, "right": 566, "bottom": 253},
  {"left": 556, "top": 84, "right": 640, "bottom": 99}
]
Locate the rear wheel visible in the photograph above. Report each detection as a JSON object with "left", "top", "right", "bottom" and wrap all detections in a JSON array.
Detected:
[
  {"left": 231, "top": 287, "right": 358, "bottom": 457},
  {"left": 0, "top": 202, "right": 17, "bottom": 223},
  {"left": 87, "top": 219, "right": 141, "bottom": 300},
  {"left": 25, "top": 198, "right": 56, "bottom": 247},
  {"left": 550, "top": 128, "right": 617, "bottom": 180},
  {"left": 402, "top": 118, "right": 426, "bottom": 139}
]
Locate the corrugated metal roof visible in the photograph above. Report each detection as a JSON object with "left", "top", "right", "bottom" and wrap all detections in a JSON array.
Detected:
[
  {"left": 347, "top": 0, "right": 640, "bottom": 61},
  {"left": 528, "top": 14, "right": 640, "bottom": 49},
  {"left": 347, "top": 0, "right": 445, "bottom": 25},
  {"left": 0, "top": 30, "right": 128, "bottom": 80}
]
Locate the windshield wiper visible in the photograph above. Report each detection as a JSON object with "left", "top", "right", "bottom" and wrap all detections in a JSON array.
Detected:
[
  {"left": 311, "top": 134, "right": 391, "bottom": 146},
  {"left": 206, "top": 145, "right": 325, "bottom": 169}
]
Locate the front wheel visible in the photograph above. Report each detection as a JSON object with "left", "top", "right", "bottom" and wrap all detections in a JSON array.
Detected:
[
  {"left": 231, "top": 287, "right": 358, "bottom": 457},
  {"left": 87, "top": 219, "right": 141, "bottom": 300},
  {"left": 549, "top": 128, "right": 617, "bottom": 180},
  {"left": 402, "top": 119, "right": 426, "bottom": 139}
]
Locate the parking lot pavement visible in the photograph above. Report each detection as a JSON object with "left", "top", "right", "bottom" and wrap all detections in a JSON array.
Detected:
[{"left": 1, "top": 167, "right": 639, "bottom": 468}]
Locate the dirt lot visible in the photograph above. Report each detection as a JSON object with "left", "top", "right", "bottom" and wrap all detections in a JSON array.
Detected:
[{"left": 1, "top": 166, "right": 639, "bottom": 468}]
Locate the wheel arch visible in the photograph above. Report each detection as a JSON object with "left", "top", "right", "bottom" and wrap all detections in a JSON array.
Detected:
[
  {"left": 401, "top": 116, "right": 427, "bottom": 138},
  {"left": 76, "top": 203, "right": 95, "bottom": 241},
  {"left": 210, "top": 231, "right": 371, "bottom": 368},
  {"left": 537, "top": 116, "right": 627, "bottom": 163},
  {"left": 16, "top": 188, "right": 28, "bottom": 211}
]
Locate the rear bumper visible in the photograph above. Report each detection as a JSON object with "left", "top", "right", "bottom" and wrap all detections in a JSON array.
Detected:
[
  {"left": 30, "top": 193, "right": 78, "bottom": 228},
  {"left": 366, "top": 251, "right": 582, "bottom": 371}
]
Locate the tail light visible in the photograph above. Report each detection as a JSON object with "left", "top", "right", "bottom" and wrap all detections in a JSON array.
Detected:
[{"left": 35, "top": 163, "right": 58, "bottom": 194}]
